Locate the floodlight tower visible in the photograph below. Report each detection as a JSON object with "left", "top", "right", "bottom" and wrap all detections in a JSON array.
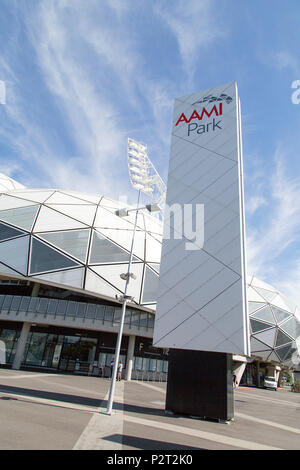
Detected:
[
  {"left": 106, "top": 138, "right": 165, "bottom": 415},
  {"left": 127, "top": 138, "right": 166, "bottom": 209}
]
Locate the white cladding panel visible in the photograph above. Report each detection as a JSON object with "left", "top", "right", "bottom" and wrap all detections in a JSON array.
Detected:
[{"left": 153, "top": 82, "right": 250, "bottom": 355}]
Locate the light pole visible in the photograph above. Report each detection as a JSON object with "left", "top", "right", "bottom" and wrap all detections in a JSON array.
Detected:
[
  {"left": 105, "top": 192, "right": 160, "bottom": 414},
  {"left": 105, "top": 138, "right": 164, "bottom": 415},
  {"left": 105, "top": 189, "right": 140, "bottom": 415}
]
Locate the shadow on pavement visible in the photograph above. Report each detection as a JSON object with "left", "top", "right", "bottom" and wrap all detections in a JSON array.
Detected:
[
  {"left": 0, "top": 383, "right": 218, "bottom": 422},
  {"left": 0, "top": 384, "right": 169, "bottom": 417},
  {"left": 0, "top": 384, "right": 101, "bottom": 408},
  {"left": 102, "top": 433, "right": 204, "bottom": 450}
]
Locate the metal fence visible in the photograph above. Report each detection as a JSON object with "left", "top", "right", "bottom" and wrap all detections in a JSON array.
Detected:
[
  {"left": 0, "top": 294, "right": 155, "bottom": 332},
  {"left": 131, "top": 369, "right": 167, "bottom": 382}
]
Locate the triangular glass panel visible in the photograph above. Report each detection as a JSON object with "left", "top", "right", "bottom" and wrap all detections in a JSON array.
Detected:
[
  {"left": 100, "top": 197, "right": 124, "bottom": 210},
  {"left": 0, "top": 222, "right": 26, "bottom": 241},
  {"left": 30, "top": 237, "right": 80, "bottom": 274},
  {"left": 267, "top": 351, "right": 280, "bottom": 362},
  {"left": 254, "top": 328, "right": 276, "bottom": 348},
  {"left": 147, "top": 231, "right": 162, "bottom": 243},
  {"left": 275, "top": 330, "right": 293, "bottom": 348},
  {"left": 9, "top": 190, "right": 55, "bottom": 203},
  {"left": 283, "top": 342, "right": 297, "bottom": 362},
  {"left": 94, "top": 206, "right": 137, "bottom": 231},
  {"left": 89, "top": 231, "right": 136, "bottom": 264},
  {"left": 0, "top": 194, "right": 37, "bottom": 210},
  {"left": 250, "top": 337, "right": 271, "bottom": 353},
  {"left": 253, "top": 286, "right": 277, "bottom": 302},
  {"left": 148, "top": 263, "right": 160, "bottom": 274},
  {"left": 45, "top": 191, "right": 95, "bottom": 205},
  {"left": 250, "top": 318, "right": 273, "bottom": 334},
  {"left": 256, "top": 350, "right": 272, "bottom": 360},
  {"left": 96, "top": 228, "right": 145, "bottom": 260},
  {"left": 281, "top": 295, "right": 297, "bottom": 314},
  {"left": 275, "top": 344, "right": 292, "bottom": 361},
  {"left": 33, "top": 206, "right": 87, "bottom": 232},
  {"left": 0, "top": 262, "right": 20, "bottom": 275},
  {"left": 257, "top": 350, "right": 270, "bottom": 359},
  {"left": 251, "top": 305, "right": 275, "bottom": 324},
  {"left": 85, "top": 269, "right": 122, "bottom": 298},
  {"left": 145, "top": 234, "right": 162, "bottom": 263},
  {"left": 37, "top": 229, "right": 90, "bottom": 263},
  {"left": 90, "top": 263, "right": 144, "bottom": 301},
  {"left": 0, "top": 205, "right": 39, "bottom": 231},
  {"left": 0, "top": 235, "right": 29, "bottom": 274},
  {"left": 251, "top": 277, "right": 275, "bottom": 291},
  {"left": 271, "top": 306, "right": 291, "bottom": 324},
  {"left": 280, "top": 318, "right": 297, "bottom": 340},
  {"left": 249, "top": 302, "right": 266, "bottom": 314},
  {"left": 270, "top": 294, "right": 290, "bottom": 311},
  {"left": 46, "top": 204, "right": 97, "bottom": 226},
  {"left": 247, "top": 286, "right": 266, "bottom": 303},
  {"left": 144, "top": 213, "right": 163, "bottom": 234},
  {"left": 142, "top": 266, "right": 159, "bottom": 303},
  {"left": 37, "top": 268, "right": 85, "bottom": 289},
  {"left": 63, "top": 190, "right": 100, "bottom": 204}
]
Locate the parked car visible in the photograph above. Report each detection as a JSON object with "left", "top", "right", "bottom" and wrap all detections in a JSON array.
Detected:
[{"left": 264, "top": 376, "right": 278, "bottom": 391}]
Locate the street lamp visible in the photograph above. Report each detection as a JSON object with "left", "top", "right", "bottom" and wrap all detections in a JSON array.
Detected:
[
  {"left": 105, "top": 194, "right": 159, "bottom": 414},
  {"left": 105, "top": 138, "right": 164, "bottom": 415}
]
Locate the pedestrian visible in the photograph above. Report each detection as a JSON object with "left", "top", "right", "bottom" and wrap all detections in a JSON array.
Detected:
[
  {"left": 233, "top": 374, "right": 237, "bottom": 388},
  {"left": 110, "top": 357, "right": 114, "bottom": 377},
  {"left": 117, "top": 360, "right": 123, "bottom": 381}
]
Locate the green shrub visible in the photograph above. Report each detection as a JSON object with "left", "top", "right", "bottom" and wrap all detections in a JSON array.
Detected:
[{"left": 286, "top": 372, "right": 292, "bottom": 384}]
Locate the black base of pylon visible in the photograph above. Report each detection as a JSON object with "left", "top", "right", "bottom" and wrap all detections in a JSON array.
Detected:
[{"left": 165, "top": 349, "right": 234, "bottom": 422}]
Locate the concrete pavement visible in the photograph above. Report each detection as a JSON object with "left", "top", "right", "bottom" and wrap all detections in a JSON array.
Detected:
[{"left": 0, "top": 368, "right": 299, "bottom": 450}]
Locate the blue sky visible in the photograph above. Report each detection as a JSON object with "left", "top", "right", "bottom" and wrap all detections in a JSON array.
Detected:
[{"left": 1, "top": 0, "right": 300, "bottom": 304}]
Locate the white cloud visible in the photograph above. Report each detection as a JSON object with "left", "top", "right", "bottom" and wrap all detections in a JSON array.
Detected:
[
  {"left": 0, "top": 0, "right": 226, "bottom": 202},
  {"left": 246, "top": 147, "right": 300, "bottom": 306},
  {"left": 273, "top": 259, "right": 300, "bottom": 309},
  {"left": 155, "top": 0, "right": 225, "bottom": 83},
  {"left": 0, "top": 1, "right": 134, "bottom": 197},
  {"left": 273, "top": 51, "right": 300, "bottom": 75},
  {"left": 31, "top": 2, "right": 127, "bottom": 190},
  {"left": 246, "top": 195, "right": 268, "bottom": 215},
  {"left": 8, "top": 2, "right": 174, "bottom": 197}
]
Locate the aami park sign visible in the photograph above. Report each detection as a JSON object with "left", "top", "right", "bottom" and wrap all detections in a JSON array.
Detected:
[{"left": 153, "top": 82, "right": 250, "bottom": 356}]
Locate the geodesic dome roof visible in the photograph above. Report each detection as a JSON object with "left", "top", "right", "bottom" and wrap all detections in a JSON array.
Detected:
[
  {"left": 248, "top": 276, "right": 300, "bottom": 365},
  {"left": 0, "top": 187, "right": 162, "bottom": 308},
  {"left": 0, "top": 173, "right": 26, "bottom": 192},
  {"left": 0, "top": 178, "right": 299, "bottom": 366}
]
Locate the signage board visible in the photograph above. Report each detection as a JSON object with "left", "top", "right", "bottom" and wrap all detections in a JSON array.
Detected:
[{"left": 153, "top": 82, "right": 250, "bottom": 356}]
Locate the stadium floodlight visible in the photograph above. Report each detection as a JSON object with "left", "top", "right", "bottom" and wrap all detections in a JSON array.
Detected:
[
  {"left": 120, "top": 272, "right": 137, "bottom": 281},
  {"left": 145, "top": 203, "right": 160, "bottom": 213},
  {"left": 115, "top": 208, "right": 129, "bottom": 218},
  {"left": 115, "top": 294, "right": 134, "bottom": 302},
  {"left": 115, "top": 203, "right": 160, "bottom": 218},
  {"left": 127, "top": 138, "right": 166, "bottom": 207}
]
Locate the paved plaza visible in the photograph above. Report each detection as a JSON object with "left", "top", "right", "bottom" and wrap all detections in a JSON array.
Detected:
[{"left": 0, "top": 369, "right": 299, "bottom": 450}]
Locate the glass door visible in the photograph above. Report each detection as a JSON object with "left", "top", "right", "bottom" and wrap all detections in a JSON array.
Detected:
[{"left": 58, "top": 338, "right": 80, "bottom": 372}]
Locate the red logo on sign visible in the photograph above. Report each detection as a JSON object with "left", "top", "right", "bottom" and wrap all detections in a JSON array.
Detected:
[{"left": 175, "top": 103, "right": 222, "bottom": 126}]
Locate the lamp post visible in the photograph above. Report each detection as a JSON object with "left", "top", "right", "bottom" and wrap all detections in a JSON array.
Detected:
[
  {"left": 105, "top": 193, "right": 160, "bottom": 414},
  {"left": 106, "top": 138, "right": 164, "bottom": 415}
]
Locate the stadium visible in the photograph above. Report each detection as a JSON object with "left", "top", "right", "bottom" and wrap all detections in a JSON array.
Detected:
[{"left": 0, "top": 173, "right": 299, "bottom": 386}]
